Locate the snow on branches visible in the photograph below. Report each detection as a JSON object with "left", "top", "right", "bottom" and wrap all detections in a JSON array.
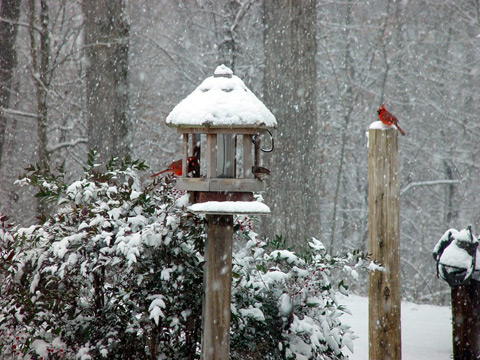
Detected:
[
  {"left": 230, "top": 236, "right": 367, "bottom": 359},
  {"left": 0, "top": 152, "right": 368, "bottom": 359}
]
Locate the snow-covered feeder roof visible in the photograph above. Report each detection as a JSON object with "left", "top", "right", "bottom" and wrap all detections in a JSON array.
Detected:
[
  {"left": 166, "top": 65, "right": 277, "bottom": 129},
  {"left": 188, "top": 201, "right": 271, "bottom": 215}
]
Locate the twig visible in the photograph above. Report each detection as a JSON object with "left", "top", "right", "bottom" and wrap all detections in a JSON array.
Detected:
[{"left": 400, "top": 179, "right": 460, "bottom": 196}]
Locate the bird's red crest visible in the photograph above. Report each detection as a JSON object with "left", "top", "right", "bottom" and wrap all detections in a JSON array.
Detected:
[{"left": 377, "top": 103, "right": 385, "bottom": 115}]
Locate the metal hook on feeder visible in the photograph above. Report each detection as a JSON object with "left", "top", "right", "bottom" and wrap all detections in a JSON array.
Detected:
[{"left": 252, "top": 129, "right": 274, "bottom": 153}]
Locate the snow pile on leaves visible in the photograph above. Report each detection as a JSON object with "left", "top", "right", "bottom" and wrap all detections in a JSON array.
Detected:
[
  {"left": 0, "top": 152, "right": 366, "bottom": 359},
  {"left": 231, "top": 234, "right": 363, "bottom": 359}
]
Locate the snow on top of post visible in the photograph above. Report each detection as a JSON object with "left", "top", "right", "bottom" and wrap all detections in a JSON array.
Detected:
[
  {"left": 456, "top": 228, "right": 473, "bottom": 242},
  {"left": 166, "top": 65, "right": 277, "bottom": 129},
  {"left": 369, "top": 120, "right": 395, "bottom": 131},
  {"left": 435, "top": 228, "right": 480, "bottom": 270},
  {"left": 440, "top": 241, "right": 476, "bottom": 269}
]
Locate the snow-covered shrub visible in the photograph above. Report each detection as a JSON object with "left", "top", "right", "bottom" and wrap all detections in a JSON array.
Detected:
[
  {"left": 231, "top": 234, "right": 363, "bottom": 360},
  {"left": 0, "top": 152, "right": 206, "bottom": 359},
  {"left": 0, "top": 151, "right": 365, "bottom": 359}
]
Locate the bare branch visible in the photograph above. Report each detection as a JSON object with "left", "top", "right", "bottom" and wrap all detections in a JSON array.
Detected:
[
  {"left": 0, "top": 16, "right": 42, "bottom": 32},
  {"left": 47, "top": 138, "right": 88, "bottom": 153},
  {"left": 0, "top": 107, "right": 38, "bottom": 119},
  {"left": 400, "top": 180, "right": 461, "bottom": 196},
  {"left": 230, "top": 0, "right": 253, "bottom": 33}
]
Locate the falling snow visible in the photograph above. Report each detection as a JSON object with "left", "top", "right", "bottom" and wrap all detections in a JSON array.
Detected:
[{"left": 1, "top": 1, "right": 478, "bottom": 358}]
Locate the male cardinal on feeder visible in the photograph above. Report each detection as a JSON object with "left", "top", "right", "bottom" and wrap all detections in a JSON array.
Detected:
[
  {"left": 252, "top": 166, "right": 270, "bottom": 181},
  {"left": 151, "top": 156, "right": 199, "bottom": 177},
  {"left": 377, "top": 104, "right": 406, "bottom": 136}
]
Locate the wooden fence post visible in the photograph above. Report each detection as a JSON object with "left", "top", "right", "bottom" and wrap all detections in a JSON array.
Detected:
[
  {"left": 451, "top": 281, "right": 480, "bottom": 359},
  {"left": 368, "top": 128, "right": 402, "bottom": 360},
  {"left": 202, "top": 214, "right": 234, "bottom": 360}
]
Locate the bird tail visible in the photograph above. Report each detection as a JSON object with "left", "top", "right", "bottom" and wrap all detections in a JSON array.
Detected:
[
  {"left": 151, "top": 168, "right": 171, "bottom": 177},
  {"left": 395, "top": 123, "right": 406, "bottom": 136}
]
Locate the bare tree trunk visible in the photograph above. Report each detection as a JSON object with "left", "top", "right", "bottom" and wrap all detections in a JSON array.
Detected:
[
  {"left": 0, "top": 0, "right": 21, "bottom": 163},
  {"left": 28, "top": 0, "right": 50, "bottom": 215},
  {"left": 82, "top": 0, "right": 130, "bottom": 164},
  {"left": 28, "top": 0, "right": 50, "bottom": 166},
  {"left": 443, "top": 160, "right": 457, "bottom": 227},
  {"left": 217, "top": 0, "right": 239, "bottom": 71},
  {"left": 328, "top": 0, "right": 354, "bottom": 253},
  {"left": 262, "top": 0, "right": 319, "bottom": 246}
]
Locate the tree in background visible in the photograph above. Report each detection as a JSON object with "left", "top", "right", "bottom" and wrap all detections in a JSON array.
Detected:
[
  {"left": 0, "top": 0, "right": 21, "bottom": 163},
  {"left": 82, "top": 0, "right": 130, "bottom": 164},
  {"left": 27, "top": 0, "right": 50, "bottom": 167},
  {"left": 1, "top": 0, "right": 480, "bottom": 304},
  {"left": 262, "top": 0, "right": 320, "bottom": 246}
]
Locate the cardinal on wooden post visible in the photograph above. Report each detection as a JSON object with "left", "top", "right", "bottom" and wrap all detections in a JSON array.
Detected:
[
  {"left": 376, "top": 104, "right": 406, "bottom": 136},
  {"left": 368, "top": 106, "right": 402, "bottom": 360}
]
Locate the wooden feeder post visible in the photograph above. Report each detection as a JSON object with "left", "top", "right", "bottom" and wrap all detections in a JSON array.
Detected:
[
  {"left": 164, "top": 65, "right": 277, "bottom": 360},
  {"left": 202, "top": 130, "right": 235, "bottom": 360},
  {"left": 368, "top": 126, "right": 401, "bottom": 360},
  {"left": 202, "top": 214, "right": 234, "bottom": 359}
]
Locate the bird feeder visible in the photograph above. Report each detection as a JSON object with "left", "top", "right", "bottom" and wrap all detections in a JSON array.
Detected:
[{"left": 166, "top": 64, "right": 277, "bottom": 214}]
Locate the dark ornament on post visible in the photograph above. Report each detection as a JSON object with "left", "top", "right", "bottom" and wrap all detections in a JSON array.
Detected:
[{"left": 433, "top": 227, "right": 480, "bottom": 360}]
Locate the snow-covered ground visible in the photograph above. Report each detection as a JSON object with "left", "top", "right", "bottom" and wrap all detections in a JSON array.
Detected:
[{"left": 340, "top": 294, "right": 452, "bottom": 360}]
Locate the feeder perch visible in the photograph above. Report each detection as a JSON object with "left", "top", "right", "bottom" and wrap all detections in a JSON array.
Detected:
[{"left": 166, "top": 65, "right": 277, "bottom": 214}]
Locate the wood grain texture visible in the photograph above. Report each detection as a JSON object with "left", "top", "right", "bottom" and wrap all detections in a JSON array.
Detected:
[
  {"left": 451, "top": 281, "right": 480, "bottom": 359},
  {"left": 182, "top": 133, "right": 188, "bottom": 178},
  {"left": 176, "top": 178, "right": 264, "bottom": 192},
  {"left": 368, "top": 128, "right": 401, "bottom": 360},
  {"left": 176, "top": 127, "right": 262, "bottom": 134},
  {"left": 243, "top": 134, "right": 253, "bottom": 178},
  {"left": 206, "top": 134, "right": 217, "bottom": 179},
  {"left": 202, "top": 215, "right": 234, "bottom": 360}
]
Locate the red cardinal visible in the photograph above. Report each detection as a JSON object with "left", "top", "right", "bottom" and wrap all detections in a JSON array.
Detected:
[
  {"left": 377, "top": 104, "right": 406, "bottom": 136},
  {"left": 151, "top": 156, "right": 199, "bottom": 177}
]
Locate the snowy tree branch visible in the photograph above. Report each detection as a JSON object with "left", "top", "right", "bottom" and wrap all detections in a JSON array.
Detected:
[
  {"left": 47, "top": 138, "right": 88, "bottom": 153},
  {"left": 0, "top": 107, "right": 38, "bottom": 119},
  {"left": 0, "top": 16, "right": 42, "bottom": 32},
  {"left": 230, "top": 0, "right": 253, "bottom": 33},
  {"left": 401, "top": 257, "right": 435, "bottom": 298},
  {"left": 400, "top": 179, "right": 460, "bottom": 195},
  {"left": 136, "top": 34, "right": 198, "bottom": 86}
]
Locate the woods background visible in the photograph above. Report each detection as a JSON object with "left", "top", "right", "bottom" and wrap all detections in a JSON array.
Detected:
[{"left": 1, "top": 0, "right": 480, "bottom": 305}]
